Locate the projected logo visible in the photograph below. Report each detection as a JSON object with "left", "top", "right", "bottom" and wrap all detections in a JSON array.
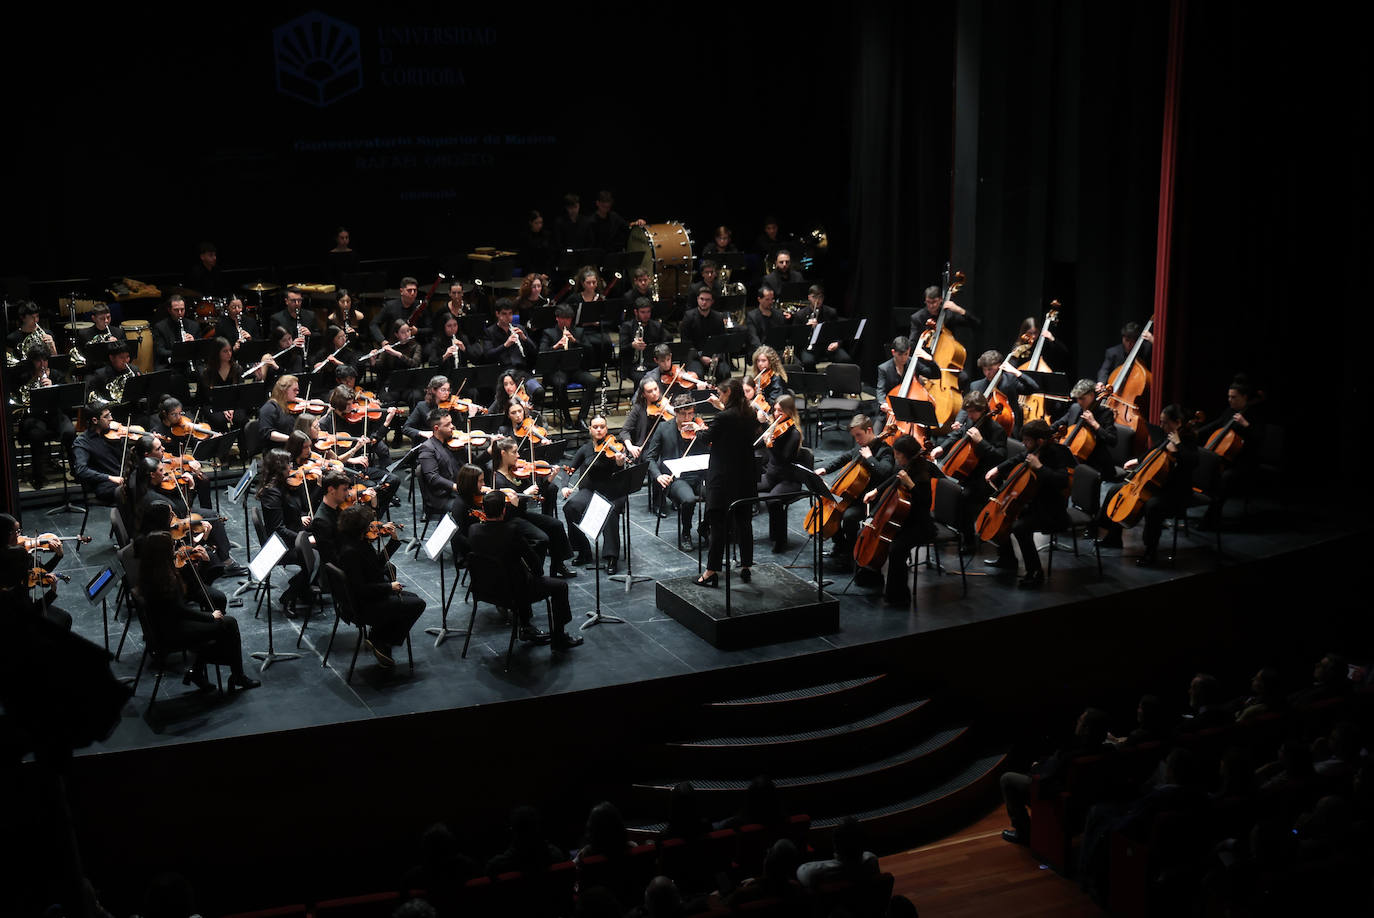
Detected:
[{"left": 273, "top": 12, "right": 363, "bottom": 107}]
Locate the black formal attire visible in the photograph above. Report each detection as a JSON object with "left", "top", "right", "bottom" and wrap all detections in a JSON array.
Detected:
[
  {"left": 495, "top": 423, "right": 557, "bottom": 509},
  {"left": 198, "top": 363, "right": 250, "bottom": 439},
  {"left": 968, "top": 372, "right": 1041, "bottom": 438},
  {"left": 1051, "top": 401, "right": 1119, "bottom": 481},
  {"left": 367, "top": 299, "right": 411, "bottom": 344},
  {"left": 338, "top": 538, "right": 424, "bottom": 652},
  {"left": 374, "top": 338, "right": 424, "bottom": 407},
  {"left": 618, "top": 317, "right": 667, "bottom": 384},
  {"left": 934, "top": 412, "right": 1008, "bottom": 543},
  {"left": 425, "top": 333, "right": 470, "bottom": 373},
  {"left": 494, "top": 468, "right": 572, "bottom": 567},
  {"left": 1098, "top": 426, "right": 1199, "bottom": 555},
  {"left": 1195, "top": 402, "right": 1264, "bottom": 527},
  {"left": 824, "top": 440, "right": 895, "bottom": 557},
  {"left": 308, "top": 501, "right": 342, "bottom": 567},
  {"left": 414, "top": 431, "right": 464, "bottom": 515},
  {"left": 755, "top": 371, "right": 790, "bottom": 406},
  {"left": 538, "top": 326, "right": 597, "bottom": 424},
  {"left": 562, "top": 296, "right": 611, "bottom": 369},
  {"left": 257, "top": 400, "right": 295, "bottom": 451},
  {"left": 258, "top": 481, "right": 312, "bottom": 601},
  {"left": 873, "top": 356, "right": 940, "bottom": 434},
  {"left": 646, "top": 421, "right": 705, "bottom": 542},
  {"left": 270, "top": 307, "right": 318, "bottom": 341},
  {"left": 152, "top": 315, "right": 203, "bottom": 370},
  {"left": 467, "top": 517, "right": 573, "bottom": 633},
  {"left": 307, "top": 341, "right": 358, "bottom": 378},
  {"left": 404, "top": 400, "right": 438, "bottom": 444},
  {"left": 694, "top": 407, "right": 759, "bottom": 571},
  {"left": 865, "top": 460, "right": 937, "bottom": 603},
  {"left": 562, "top": 441, "right": 627, "bottom": 564},
  {"left": 481, "top": 323, "right": 544, "bottom": 401},
  {"left": 761, "top": 269, "right": 804, "bottom": 295},
  {"left": 136, "top": 488, "right": 234, "bottom": 574},
  {"left": 141, "top": 578, "right": 250, "bottom": 677},
  {"left": 430, "top": 306, "right": 470, "bottom": 342},
  {"left": 1096, "top": 339, "right": 1153, "bottom": 385},
  {"left": 678, "top": 309, "right": 729, "bottom": 382},
  {"left": 72, "top": 427, "right": 124, "bottom": 503},
  {"left": 990, "top": 442, "right": 1074, "bottom": 575},
  {"left": 187, "top": 261, "right": 229, "bottom": 298},
  {"left": 212, "top": 314, "right": 261, "bottom": 345},
  {"left": 758, "top": 425, "right": 802, "bottom": 547},
  {"left": 519, "top": 227, "right": 557, "bottom": 278},
  {"left": 590, "top": 210, "right": 631, "bottom": 252},
  {"left": 793, "top": 304, "right": 852, "bottom": 369},
  {"left": 908, "top": 305, "right": 980, "bottom": 348},
  {"left": 151, "top": 418, "right": 214, "bottom": 511},
  {"left": 619, "top": 402, "right": 654, "bottom": 457},
  {"left": 745, "top": 308, "right": 789, "bottom": 352},
  {"left": 14, "top": 366, "right": 76, "bottom": 484},
  {"left": 554, "top": 212, "right": 596, "bottom": 252}
]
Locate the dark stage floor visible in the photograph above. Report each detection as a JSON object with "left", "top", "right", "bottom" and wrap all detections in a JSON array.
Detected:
[{"left": 21, "top": 436, "right": 1339, "bottom": 759}]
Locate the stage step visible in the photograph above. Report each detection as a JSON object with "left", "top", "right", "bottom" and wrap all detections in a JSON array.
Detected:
[
  {"left": 662, "top": 697, "right": 931, "bottom": 774},
  {"left": 634, "top": 725, "right": 971, "bottom": 816},
  {"left": 696, "top": 673, "right": 892, "bottom": 733}
]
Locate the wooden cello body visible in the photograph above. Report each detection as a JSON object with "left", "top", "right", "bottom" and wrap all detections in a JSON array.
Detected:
[
  {"left": 983, "top": 363, "right": 1016, "bottom": 436},
  {"left": 1015, "top": 304, "right": 1060, "bottom": 425},
  {"left": 853, "top": 476, "right": 914, "bottom": 571},
  {"left": 1106, "top": 318, "right": 1152, "bottom": 453},
  {"left": 883, "top": 346, "right": 936, "bottom": 450},
  {"left": 1204, "top": 416, "right": 1244, "bottom": 462},
  {"left": 975, "top": 458, "right": 1039, "bottom": 542},
  {"left": 1054, "top": 393, "right": 1103, "bottom": 463},
  {"left": 1106, "top": 412, "right": 1203, "bottom": 525},
  {"left": 804, "top": 456, "right": 871, "bottom": 538}
]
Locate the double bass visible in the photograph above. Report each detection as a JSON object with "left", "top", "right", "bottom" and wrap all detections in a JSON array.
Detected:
[
  {"left": 882, "top": 343, "right": 936, "bottom": 450},
  {"left": 1105, "top": 318, "right": 1152, "bottom": 453},
  {"left": 1014, "top": 304, "right": 1060, "bottom": 425},
  {"left": 917, "top": 264, "right": 967, "bottom": 428},
  {"left": 981, "top": 360, "right": 1016, "bottom": 436}
]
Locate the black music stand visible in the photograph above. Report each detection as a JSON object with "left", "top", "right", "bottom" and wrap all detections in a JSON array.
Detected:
[
  {"left": 30, "top": 382, "right": 85, "bottom": 515},
  {"left": 888, "top": 394, "right": 939, "bottom": 432},
  {"left": 535, "top": 346, "right": 588, "bottom": 432},
  {"left": 120, "top": 370, "right": 174, "bottom": 415},
  {"left": 1020, "top": 369, "right": 1072, "bottom": 402},
  {"left": 765, "top": 326, "right": 812, "bottom": 362},
  {"left": 236, "top": 340, "right": 273, "bottom": 369},
  {"left": 228, "top": 461, "right": 260, "bottom": 598},
  {"left": 787, "top": 464, "right": 834, "bottom": 600},
  {"left": 606, "top": 461, "right": 649, "bottom": 592},
  {"left": 786, "top": 371, "right": 829, "bottom": 446},
  {"left": 705, "top": 330, "right": 748, "bottom": 365},
  {"left": 575, "top": 492, "right": 623, "bottom": 631},
  {"left": 421, "top": 513, "right": 468, "bottom": 647},
  {"left": 776, "top": 280, "right": 811, "bottom": 302},
  {"left": 709, "top": 253, "right": 747, "bottom": 277},
  {"left": 249, "top": 534, "right": 301, "bottom": 671}
]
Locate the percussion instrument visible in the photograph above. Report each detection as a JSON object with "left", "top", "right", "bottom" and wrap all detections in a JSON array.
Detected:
[
  {"left": 627, "top": 222, "right": 694, "bottom": 302},
  {"left": 120, "top": 320, "right": 153, "bottom": 372}
]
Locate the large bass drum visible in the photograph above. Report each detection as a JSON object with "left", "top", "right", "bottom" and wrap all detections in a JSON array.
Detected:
[{"left": 626, "top": 222, "right": 694, "bottom": 303}]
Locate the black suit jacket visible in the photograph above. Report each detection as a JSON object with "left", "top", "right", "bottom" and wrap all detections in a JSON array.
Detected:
[
  {"left": 415, "top": 435, "right": 462, "bottom": 509},
  {"left": 1097, "top": 339, "right": 1152, "bottom": 385},
  {"left": 153, "top": 316, "right": 203, "bottom": 366},
  {"left": 467, "top": 518, "right": 551, "bottom": 606},
  {"left": 993, "top": 441, "right": 1074, "bottom": 531},
  {"left": 694, "top": 408, "right": 759, "bottom": 510},
  {"left": 269, "top": 308, "right": 318, "bottom": 339}
]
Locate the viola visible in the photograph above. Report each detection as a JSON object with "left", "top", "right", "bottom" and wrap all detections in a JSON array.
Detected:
[
  {"left": 170, "top": 416, "right": 216, "bottom": 440},
  {"left": 17, "top": 532, "right": 91, "bottom": 552},
  {"left": 365, "top": 520, "right": 404, "bottom": 540},
  {"left": 287, "top": 397, "right": 329, "bottom": 415}
]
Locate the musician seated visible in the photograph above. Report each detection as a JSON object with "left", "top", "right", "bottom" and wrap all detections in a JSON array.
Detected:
[
  {"left": 86, "top": 340, "right": 140, "bottom": 416},
  {"left": 561, "top": 417, "right": 629, "bottom": 574},
  {"left": 491, "top": 436, "right": 577, "bottom": 578},
  {"left": 538, "top": 305, "right": 598, "bottom": 431},
  {"left": 430, "top": 279, "right": 470, "bottom": 341},
  {"left": 857, "top": 435, "right": 935, "bottom": 605},
  {"left": 72, "top": 399, "right": 125, "bottom": 504},
  {"left": 375, "top": 320, "right": 424, "bottom": 405},
  {"left": 748, "top": 346, "right": 791, "bottom": 405},
  {"left": 212, "top": 296, "right": 261, "bottom": 346},
  {"left": 482, "top": 301, "right": 543, "bottom": 403},
  {"left": 13, "top": 346, "right": 75, "bottom": 491},
  {"left": 1, "top": 514, "right": 71, "bottom": 630},
  {"left": 136, "top": 498, "right": 230, "bottom": 614},
  {"left": 414, "top": 409, "right": 468, "bottom": 515},
  {"left": 1194, "top": 378, "right": 1264, "bottom": 531},
  {"left": 271, "top": 288, "right": 318, "bottom": 347},
  {"left": 793, "top": 284, "right": 852, "bottom": 369},
  {"left": 151, "top": 397, "right": 213, "bottom": 511},
  {"left": 151, "top": 294, "right": 202, "bottom": 394},
  {"left": 1052, "top": 378, "right": 1119, "bottom": 481},
  {"left": 308, "top": 326, "right": 358, "bottom": 377},
  {"left": 562, "top": 266, "right": 612, "bottom": 368},
  {"left": 814, "top": 415, "right": 894, "bottom": 572},
  {"left": 406, "top": 375, "right": 452, "bottom": 442},
  {"left": 967, "top": 349, "right": 1040, "bottom": 437},
  {"left": 336, "top": 503, "right": 425, "bottom": 669},
  {"left": 678, "top": 288, "right": 730, "bottom": 384},
  {"left": 1095, "top": 321, "right": 1153, "bottom": 386},
  {"left": 757, "top": 395, "right": 803, "bottom": 554},
  {"left": 6, "top": 300, "right": 56, "bottom": 358},
  {"left": 307, "top": 471, "right": 352, "bottom": 567},
  {"left": 760, "top": 249, "right": 805, "bottom": 298},
  {"left": 199, "top": 336, "right": 261, "bottom": 436},
  {"left": 745, "top": 287, "right": 790, "bottom": 353},
  {"left": 256, "top": 447, "right": 314, "bottom": 608},
  {"left": 76, "top": 302, "right": 118, "bottom": 350},
  {"left": 259, "top": 375, "right": 301, "bottom": 450},
  {"left": 908, "top": 284, "right": 980, "bottom": 358},
  {"left": 1096, "top": 404, "right": 1199, "bottom": 565},
  {"left": 428, "top": 312, "right": 470, "bottom": 372},
  {"left": 873, "top": 336, "right": 938, "bottom": 436},
  {"left": 369, "top": 276, "right": 416, "bottom": 344},
  {"left": 983, "top": 419, "right": 1074, "bottom": 588},
  {"left": 929, "top": 392, "right": 1008, "bottom": 545},
  {"left": 647, "top": 395, "right": 707, "bottom": 552},
  {"left": 467, "top": 491, "right": 583, "bottom": 650},
  {"left": 265, "top": 326, "right": 305, "bottom": 378},
  {"left": 619, "top": 296, "right": 667, "bottom": 387},
  {"left": 325, "top": 289, "right": 366, "bottom": 341},
  {"left": 134, "top": 450, "right": 249, "bottom": 577},
  {"left": 621, "top": 377, "right": 663, "bottom": 461}
]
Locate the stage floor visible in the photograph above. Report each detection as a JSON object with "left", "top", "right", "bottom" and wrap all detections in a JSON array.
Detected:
[{"left": 25, "top": 440, "right": 1340, "bottom": 759}]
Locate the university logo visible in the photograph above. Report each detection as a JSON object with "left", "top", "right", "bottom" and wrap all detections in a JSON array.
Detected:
[{"left": 273, "top": 11, "right": 363, "bottom": 107}]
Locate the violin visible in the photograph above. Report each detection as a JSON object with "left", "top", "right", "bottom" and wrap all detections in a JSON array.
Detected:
[
  {"left": 446, "top": 431, "right": 491, "bottom": 452},
  {"left": 764, "top": 415, "right": 796, "bottom": 448},
  {"left": 343, "top": 398, "right": 386, "bottom": 424},
  {"left": 512, "top": 458, "right": 559, "bottom": 479},
  {"left": 25, "top": 566, "right": 64, "bottom": 588},
  {"left": 662, "top": 363, "right": 713, "bottom": 391},
  {"left": 17, "top": 532, "right": 92, "bottom": 551},
  {"left": 287, "top": 397, "right": 329, "bottom": 415},
  {"left": 158, "top": 465, "right": 195, "bottom": 491},
  {"left": 339, "top": 483, "right": 376, "bottom": 510},
  {"left": 437, "top": 396, "right": 486, "bottom": 415},
  {"left": 365, "top": 520, "right": 404, "bottom": 540},
  {"left": 314, "top": 432, "right": 366, "bottom": 453},
  {"left": 646, "top": 398, "right": 676, "bottom": 419},
  {"left": 755, "top": 366, "right": 775, "bottom": 392},
  {"left": 173, "top": 544, "right": 211, "bottom": 568},
  {"left": 104, "top": 421, "right": 159, "bottom": 442},
  {"left": 513, "top": 417, "right": 548, "bottom": 441},
  {"left": 593, "top": 434, "right": 625, "bottom": 456},
  {"left": 170, "top": 513, "right": 214, "bottom": 542},
  {"left": 481, "top": 485, "right": 540, "bottom": 505},
  {"left": 163, "top": 453, "right": 202, "bottom": 475},
  {"left": 170, "top": 416, "right": 216, "bottom": 440}
]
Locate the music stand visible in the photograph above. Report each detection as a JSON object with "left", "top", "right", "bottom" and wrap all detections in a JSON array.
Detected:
[
  {"left": 421, "top": 513, "right": 468, "bottom": 647},
  {"left": 776, "top": 280, "right": 811, "bottom": 302},
  {"left": 249, "top": 533, "right": 300, "bottom": 670},
  {"left": 788, "top": 464, "right": 834, "bottom": 600},
  {"left": 705, "top": 330, "right": 748, "bottom": 362},
  {"left": 1020, "top": 369, "right": 1072, "bottom": 401},
  {"left": 29, "top": 382, "right": 85, "bottom": 514},
  {"left": 575, "top": 492, "right": 623, "bottom": 630},
  {"left": 888, "top": 394, "right": 939, "bottom": 431},
  {"left": 765, "top": 325, "right": 811, "bottom": 361},
  {"left": 120, "top": 370, "right": 174, "bottom": 412},
  {"left": 236, "top": 340, "right": 273, "bottom": 369},
  {"left": 229, "top": 460, "right": 260, "bottom": 597},
  {"left": 710, "top": 253, "right": 747, "bottom": 277},
  {"left": 606, "top": 461, "right": 649, "bottom": 592},
  {"left": 786, "top": 371, "right": 830, "bottom": 446}
]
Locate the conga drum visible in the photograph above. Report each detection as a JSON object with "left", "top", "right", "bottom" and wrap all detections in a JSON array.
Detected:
[
  {"left": 627, "top": 222, "right": 694, "bottom": 302},
  {"left": 120, "top": 320, "right": 153, "bottom": 372}
]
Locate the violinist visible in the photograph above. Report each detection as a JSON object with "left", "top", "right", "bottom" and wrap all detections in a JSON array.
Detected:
[
  {"left": 646, "top": 395, "right": 708, "bottom": 552},
  {"left": 428, "top": 312, "right": 470, "bottom": 372},
  {"left": 745, "top": 286, "right": 790, "bottom": 353},
  {"left": 71, "top": 399, "right": 125, "bottom": 503},
  {"left": 482, "top": 300, "right": 542, "bottom": 403},
  {"left": 136, "top": 448, "right": 249, "bottom": 576},
  {"left": 814, "top": 415, "right": 894, "bottom": 572},
  {"left": 467, "top": 491, "right": 583, "bottom": 650},
  {"left": 499, "top": 402, "right": 554, "bottom": 497},
  {"left": 930, "top": 392, "right": 1008, "bottom": 546},
  {"left": 560, "top": 417, "right": 629, "bottom": 574},
  {"left": 137, "top": 498, "right": 230, "bottom": 614},
  {"left": 642, "top": 345, "right": 680, "bottom": 399},
  {"left": 858, "top": 434, "right": 936, "bottom": 605},
  {"left": 491, "top": 437, "right": 578, "bottom": 578},
  {"left": 793, "top": 284, "right": 852, "bottom": 369},
  {"left": 135, "top": 530, "right": 259, "bottom": 693},
  {"left": 415, "top": 410, "right": 466, "bottom": 515},
  {"left": 307, "top": 471, "right": 352, "bottom": 566},
  {"left": 489, "top": 369, "right": 538, "bottom": 417},
  {"left": 1095, "top": 322, "right": 1153, "bottom": 386},
  {"left": 968, "top": 349, "right": 1040, "bottom": 437},
  {"left": 679, "top": 287, "right": 730, "bottom": 384},
  {"left": 152, "top": 397, "right": 214, "bottom": 512},
  {"left": 757, "top": 395, "right": 803, "bottom": 554},
  {"left": 336, "top": 503, "right": 425, "bottom": 670},
  {"left": 748, "top": 346, "right": 790, "bottom": 405},
  {"left": 258, "top": 375, "right": 301, "bottom": 448},
  {"left": 621, "top": 377, "right": 664, "bottom": 459},
  {"left": 1096, "top": 404, "right": 1198, "bottom": 565},
  {"left": 309, "top": 325, "right": 358, "bottom": 376},
  {"left": 539, "top": 304, "right": 597, "bottom": 431},
  {"left": 406, "top": 375, "right": 453, "bottom": 442},
  {"left": 983, "top": 419, "right": 1073, "bottom": 588},
  {"left": 873, "top": 337, "right": 938, "bottom": 436},
  {"left": 692, "top": 378, "right": 758, "bottom": 587},
  {"left": 1, "top": 513, "right": 71, "bottom": 629},
  {"left": 327, "top": 377, "right": 399, "bottom": 471},
  {"left": 449, "top": 464, "right": 487, "bottom": 558},
  {"left": 1051, "top": 379, "right": 1118, "bottom": 480},
  {"left": 256, "top": 447, "right": 313, "bottom": 607},
  {"left": 1194, "top": 378, "right": 1264, "bottom": 532}
]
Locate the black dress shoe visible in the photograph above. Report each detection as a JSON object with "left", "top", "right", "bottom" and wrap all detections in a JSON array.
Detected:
[
  {"left": 228, "top": 672, "right": 261, "bottom": 691},
  {"left": 224, "top": 562, "right": 251, "bottom": 578},
  {"left": 1018, "top": 571, "right": 1045, "bottom": 588},
  {"left": 572, "top": 553, "right": 593, "bottom": 567},
  {"left": 1135, "top": 553, "right": 1158, "bottom": 567},
  {"left": 678, "top": 534, "right": 695, "bottom": 552},
  {"left": 771, "top": 539, "right": 789, "bottom": 554},
  {"left": 695, "top": 572, "right": 719, "bottom": 588},
  {"left": 184, "top": 666, "right": 214, "bottom": 693},
  {"left": 519, "top": 625, "right": 552, "bottom": 644},
  {"left": 739, "top": 566, "right": 751, "bottom": 583},
  {"left": 551, "top": 563, "right": 578, "bottom": 578},
  {"left": 553, "top": 631, "right": 584, "bottom": 650},
  {"left": 604, "top": 558, "right": 618, "bottom": 575},
  {"left": 1001, "top": 828, "right": 1027, "bottom": 845},
  {"left": 984, "top": 556, "right": 1018, "bottom": 570},
  {"left": 883, "top": 591, "right": 912, "bottom": 607},
  {"left": 655, "top": 506, "right": 671, "bottom": 519}
]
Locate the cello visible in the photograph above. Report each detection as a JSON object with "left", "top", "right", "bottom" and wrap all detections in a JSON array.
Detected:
[
  {"left": 1105, "top": 318, "right": 1152, "bottom": 453},
  {"left": 882, "top": 341, "right": 936, "bottom": 450},
  {"left": 1203, "top": 412, "right": 1245, "bottom": 463},
  {"left": 1106, "top": 412, "right": 1203, "bottom": 526},
  {"left": 917, "top": 264, "right": 967, "bottom": 428},
  {"left": 975, "top": 448, "right": 1044, "bottom": 543},
  {"left": 852, "top": 462, "right": 928, "bottom": 572},
  {"left": 1014, "top": 304, "right": 1060, "bottom": 425},
  {"left": 804, "top": 455, "right": 871, "bottom": 539},
  {"left": 1054, "top": 389, "right": 1105, "bottom": 463}
]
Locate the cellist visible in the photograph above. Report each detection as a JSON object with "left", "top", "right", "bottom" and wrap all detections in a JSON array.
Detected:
[
  {"left": 1194, "top": 378, "right": 1264, "bottom": 532},
  {"left": 967, "top": 350, "right": 1040, "bottom": 437},
  {"left": 1052, "top": 379, "right": 1119, "bottom": 480},
  {"left": 872, "top": 336, "right": 938, "bottom": 436},
  {"left": 929, "top": 392, "right": 1008, "bottom": 547},
  {"left": 1095, "top": 404, "right": 1198, "bottom": 565},
  {"left": 855, "top": 434, "right": 935, "bottom": 605},
  {"left": 983, "top": 419, "right": 1073, "bottom": 588},
  {"left": 813, "top": 415, "right": 894, "bottom": 573}
]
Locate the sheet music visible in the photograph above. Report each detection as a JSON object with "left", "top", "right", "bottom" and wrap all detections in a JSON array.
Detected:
[
  {"left": 855, "top": 318, "right": 867, "bottom": 339},
  {"left": 808, "top": 323, "right": 823, "bottom": 348},
  {"left": 577, "top": 492, "right": 614, "bottom": 541},
  {"left": 664, "top": 455, "right": 710, "bottom": 476},
  {"left": 424, "top": 513, "right": 459, "bottom": 560},
  {"left": 249, "top": 534, "right": 288, "bottom": 582}
]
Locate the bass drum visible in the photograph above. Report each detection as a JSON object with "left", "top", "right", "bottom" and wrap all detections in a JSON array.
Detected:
[
  {"left": 627, "top": 222, "right": 694, "bottom": 302},
  {"left": 120, "top": 320, "right": 154, "bottom": 372}
]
